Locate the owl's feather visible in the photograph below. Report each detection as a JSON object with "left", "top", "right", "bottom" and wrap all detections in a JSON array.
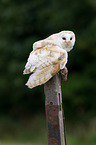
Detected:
[
  {"left": 26, "top": 63, "right": 60, "bottom": 89},
  {"left": 23, "top": 46, "right": 67, "bottom": 74},
  {"left": 33, "top": 39, "right": 54, "bottom": 50},
  {"left": 24, "top": 46, "right": 67, "bottom": 88}
]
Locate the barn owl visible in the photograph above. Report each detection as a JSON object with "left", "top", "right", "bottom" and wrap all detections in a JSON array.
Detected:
[{"left": 23, "top": 31, "right": 75, "bottom": 89}]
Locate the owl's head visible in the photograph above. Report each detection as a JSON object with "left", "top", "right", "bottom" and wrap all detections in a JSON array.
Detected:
[
  {"left": 58, "top": 31, "right": 75, "bottom": 52},
  {"left": 49, "top": 31, "right": 75, "bottom": 52}
]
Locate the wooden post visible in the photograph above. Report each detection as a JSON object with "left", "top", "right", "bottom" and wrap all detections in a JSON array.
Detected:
[{"left": 44, "top": 74, "right": 66, "bottom": 145}]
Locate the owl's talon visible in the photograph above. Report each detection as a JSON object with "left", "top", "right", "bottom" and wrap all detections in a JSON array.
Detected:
[{"left": 59, "top": 67, "right": 68, "bottom": 81}]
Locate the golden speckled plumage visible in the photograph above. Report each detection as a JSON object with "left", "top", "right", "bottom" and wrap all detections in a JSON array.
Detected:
[{"left": 23, "top": 31, "right": 75, "bottom": 88}]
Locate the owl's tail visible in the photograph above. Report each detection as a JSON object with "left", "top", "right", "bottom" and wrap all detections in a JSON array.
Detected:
[{"left": 25, "top": 63, "right": 60, "bottom": 89}]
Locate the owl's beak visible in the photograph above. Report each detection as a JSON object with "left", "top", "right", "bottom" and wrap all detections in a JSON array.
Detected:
[
  {"left": 65, "top": 41, "right": 70, "bottom": 47},
  {"left": 66, "top": 41, "right": 70, "bottom": 44}
]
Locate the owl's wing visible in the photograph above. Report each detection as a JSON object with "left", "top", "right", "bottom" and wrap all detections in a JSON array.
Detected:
[
  {"left": 25, "top": 63, "right": 60, "bottom": 88},
  {"left": 24, "top": 46, "right": 67, "bottom": 88},
  {"left": 33, "top": 39, "right": 54, "bottom": 50}
]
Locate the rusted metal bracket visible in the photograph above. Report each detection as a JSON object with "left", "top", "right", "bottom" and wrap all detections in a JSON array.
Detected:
[{"left": 44, "top": 74, "right": 66, "bottom": 145}]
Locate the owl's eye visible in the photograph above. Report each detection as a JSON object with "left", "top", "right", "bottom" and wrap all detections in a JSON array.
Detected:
[
  {"left": 70, "top": 37, "right": 72, "bottom": 40},
  {"left": 62, "top": 37, "right": 66, "bottom": 40}
]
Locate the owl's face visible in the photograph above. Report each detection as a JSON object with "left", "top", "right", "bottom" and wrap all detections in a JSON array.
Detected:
[
  {"left": 47, "top": 30, "right": 75, "bottom": 52},
  {"left": 59, "top": 31, "right": 75, "bottom": 52},
  {"left": 52, "top": 31, "right": 75, "bottom": 52}
]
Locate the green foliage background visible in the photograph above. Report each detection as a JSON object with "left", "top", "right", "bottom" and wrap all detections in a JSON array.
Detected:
[{"left": 0, "top": 0, "right": 96, "bottom": 121}]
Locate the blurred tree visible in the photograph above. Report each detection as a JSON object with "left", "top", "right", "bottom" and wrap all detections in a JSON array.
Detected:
[{"left": 0, "top": 0, "right": 96, "bottom": 118}]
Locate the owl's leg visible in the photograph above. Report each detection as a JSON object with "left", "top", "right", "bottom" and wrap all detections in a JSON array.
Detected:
[{"left": 59, "top": 66, "right": 68, "bottom": 81}]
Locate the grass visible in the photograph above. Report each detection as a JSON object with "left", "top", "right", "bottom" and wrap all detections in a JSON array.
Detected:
[{"left": 0, "top": 113, "right": 96, "bottom": 145}]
